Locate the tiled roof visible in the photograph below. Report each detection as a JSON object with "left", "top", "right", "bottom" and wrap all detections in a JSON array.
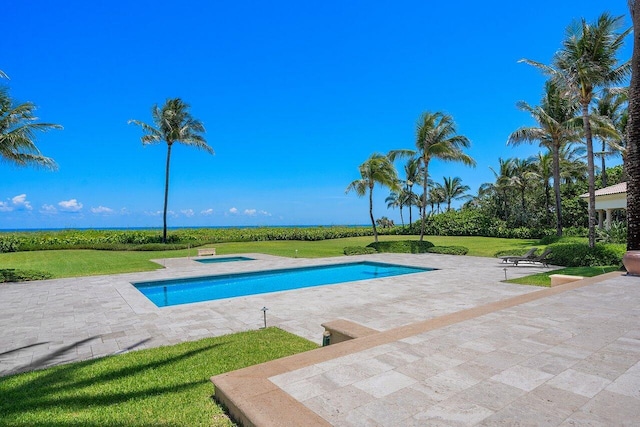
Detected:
[{"left": 580, "top": 182, "right": 627, "bottom": 198}]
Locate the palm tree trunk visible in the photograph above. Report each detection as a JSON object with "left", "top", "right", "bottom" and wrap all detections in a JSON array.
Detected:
[
  {"left": 399, "top": 205, "right": 404, "bottom": 227},
  {"left": 369, "top": 186, "right": 378, "bottom": 243},
  {"left": 163, "top": 143, "right": 173, "bottom": 244},
  {"left": 601, "top": 140, "right": 608, "bottom": 187},
  {"left": 628, "top": 0, "right": 640, "bottom": 251},
  {"left": 582, "top": 103, "right": 597, "bottom": 248},
  {"left": 408, "top": 184, "right": 413, "bottom": 225},
  {"left": 420, "top": 163, "right": 428, "bottom": 241},
  {"left": 552, "top": 145, "right": 563, "bottom": 236}
]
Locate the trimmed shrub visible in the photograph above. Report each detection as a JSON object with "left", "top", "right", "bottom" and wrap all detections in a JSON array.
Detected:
[
  {"left": 343, "top": 246, "right": 377, "bottom": 256},
  {"left": 547, "top": 242, "right": 625, "bottom": 267},
  {"left": 0, "top": 235, "right": 20, "bottom": 253},
  {"left": 427, "top": 246, "right": 468, "bottom": 255},
  {"left": 0, "top": 269, "right": 53, "bottom": 283},
  {"left": 367, "top": 240, "right": 435, "bottom": 253}
]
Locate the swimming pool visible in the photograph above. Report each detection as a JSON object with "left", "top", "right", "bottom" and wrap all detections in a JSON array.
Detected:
[
  {"left": 134, "top": 261, "right": 433, "bottom": 307},
  {"left": 195, "top": 256, "right": 254, "bottom": 264}
]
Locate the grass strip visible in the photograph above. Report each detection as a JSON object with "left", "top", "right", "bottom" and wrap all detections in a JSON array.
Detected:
[
  {"left": 0, "top": 235, "right": 538, "bottom": 279},
  {"left": 0, "top": 327, "right": 317, "bottom": 426},
  {"left": 505, "top": 266, "right": 621, "bottom": 287}
]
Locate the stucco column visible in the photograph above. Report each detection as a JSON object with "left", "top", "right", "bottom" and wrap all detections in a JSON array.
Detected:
[
  {"left": 598, "top": 210, "right": 604, "bottom": 229},
  {"left": 606, "top": 209, "right": 612, "bottom": 230}
]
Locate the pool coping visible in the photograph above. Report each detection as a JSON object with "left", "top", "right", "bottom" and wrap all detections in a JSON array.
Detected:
[{"left": 210, "top": 271, "right": 624, "bottom": 427}]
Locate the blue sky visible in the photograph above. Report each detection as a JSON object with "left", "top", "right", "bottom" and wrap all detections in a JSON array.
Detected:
[{"left": 1, "top": 0, "right": 632, "bottom": 229}]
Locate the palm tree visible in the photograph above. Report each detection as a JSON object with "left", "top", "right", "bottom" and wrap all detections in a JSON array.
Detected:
[
  {"left": 521, "top": 13, "right": 631, "bottom": 247},
  {"left": 385, "top": 190, "right": 405, "bottom": 227},
  {"left": 0, "top": 87, "right": 60, "bottom": 169},
  {"left": 403, "top": 157, "right": 422, "bottom": 225},
  {"left": 440, "top": 176, "right": 471, "bottom": 211},
  {"left": 533, "top": 151, "right": 554, "bottom": 225},
  {"left": 593, "top": 89, "right": 628, "bottom": 186},
  {"left": 484, "top": 158, "right": 516, "bottom": 222},
  {"left": 346, "top": 153, "right": 399, "bottom": 242},
  {"left": 429, "top": 182, "right": 445, "bottom": 214},
  {"left": 510, "top": 158, "right": 537, "bottom": 226},
  {"left": 508, "top": 81, "right": 581, "bottom": 236},
  {"left": 390, "top": 112, "right": 475, "bottom": 240},
  {"left": 628, "top": 0, "right": 640, "bottom": 252},
  {"left": 129, "top": 98, "right": 213, "bottom": 243}
]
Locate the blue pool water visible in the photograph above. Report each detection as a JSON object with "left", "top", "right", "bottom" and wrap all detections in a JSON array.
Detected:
[
  {"left": 195, "top": 256, "right": 254, "bottom": 264},
  {"left": 134, "top": 261, "right": 433, "bottom": 307}
]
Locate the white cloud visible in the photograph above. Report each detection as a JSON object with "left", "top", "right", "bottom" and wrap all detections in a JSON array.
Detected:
[
  {"left": 181, "top": 209, "right": 194, "bottom": 217},
  {"left": 229, "top": 207, "right": 238, "bottom": 214},
  {"left": 259, "top": 210, "right": 272, "bottom": 216},
  {"left": 244, "top": 209, "right": 257, "bottom": 216},
  {"left": 91, "top": 206, "right": 114, "bottom": 214},
  {"left": 12, "top": 194, "right": 32, "bottom": 210},
  {"left": 201, "top": 208, "right": 214, "bottom": 216},
  {"left": 40, "top": 204, "right": 57, "bottom": 214},
  {"left": 58, "top": 199, "right": 83, "bottom": 212},
  {"left": 0, "top": 202, "right": 11, "bottom": 212}
]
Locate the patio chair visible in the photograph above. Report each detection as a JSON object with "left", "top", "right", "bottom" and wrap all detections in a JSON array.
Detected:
[
  {"left": 513, "top": 247, "right": 553, "bottom": 267},
  {"left": 499, "top": 247, "right": 538, "bottom": 264}
]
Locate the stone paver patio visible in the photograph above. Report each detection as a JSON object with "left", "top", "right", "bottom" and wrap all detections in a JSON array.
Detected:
[{"left": 2, "top": 253, "right": 639, "bottom": 426}]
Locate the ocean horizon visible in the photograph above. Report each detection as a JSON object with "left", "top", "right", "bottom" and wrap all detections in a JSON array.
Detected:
[{"left": 0, "top": 225, "right": 370, "bottom": 233}]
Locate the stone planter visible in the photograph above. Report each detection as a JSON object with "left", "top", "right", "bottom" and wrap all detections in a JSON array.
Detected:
[{"left": 623, "top": 250, "right": 640, "bottom": 276}]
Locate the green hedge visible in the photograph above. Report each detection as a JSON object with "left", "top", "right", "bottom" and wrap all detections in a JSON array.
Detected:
[
  {"left": 427, "top": 246, "right": 468, "bottom": 255},
  {"left": 343, "top": 246, "right": 378, "bottom": 256},
  {"left": 0, "top": 226, "right": 394, "bottom": 253},
  {"left": 367, "top": 240, "right": 435, "bottom": 253},
  {"left": 547, "top": 242, "right": 625, "bottom": 267},
  {"left": 404, "top": 210, "right": 555, "bottom": 239},
  {"left": 0, "top": 269, "right": 53, "bottom": 283}
]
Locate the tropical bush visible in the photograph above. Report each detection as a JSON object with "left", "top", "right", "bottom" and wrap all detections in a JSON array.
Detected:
[
  {"left": 367, "top": 240, "right": 435, "bottom": 253},
  {"left": 547, "top": 242, "right": 625, "bottom": 267},
  {"left": 426, "top": 246, "right": 468, "bottom": 255},
  {"left": 0, "top": 226, "right": 396, "bottom": 252},
  {"left": 343, "top": 246, "right": 377, "bottom": 255},
  {"left": 405, "top": 210, "right": 554, "bottom": 239},
  {"left": 596, "top": 221, "right": 627, "bottom": 244}
]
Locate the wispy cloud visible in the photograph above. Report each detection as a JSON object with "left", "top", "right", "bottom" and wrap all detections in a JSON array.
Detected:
[
  {"left": 229, "top": 207, "right": 238, "bottom": 214},
  {"left": 181, "top": 209, "right": 194, "bottom": 217},
  {"left": 244, "top": 209, "right": 257, "bottom": 216},
  {"left": 201, "top": 208, "right": 214, "bottom": 216},
  {"left": 40, "top": 204, "right": 57, "bottom": 214},
  {"left": 12, "top": 194, "right": 32, "bottom": 211},
  {"left": 0, "top": 194, "right": 34, "bottom": 212},
  {"left": 91, "top": 206, "right": 114, "bottom": 214},
  {"left": 58, "top": 199, "right": 83, "bottom": 212}
]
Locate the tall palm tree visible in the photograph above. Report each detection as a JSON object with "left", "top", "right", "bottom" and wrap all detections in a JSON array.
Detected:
[
  {"left": 385, "top": 190, "right": 404, "bottom": 227},
  {"left": 346, "top": 153, "right": 399, "bottom": 242},
  {"left": 628, "top": 0, "right": 640, "bottom": 252},
  {"left": 533, "top": 151, "right": 554, "bottom": 225},
  {"left": 508, "top": 80, "right": 581, "bottom": 236},
  {"left": 509, "top": 158, "right": 537, "bottom": 226},
  {"left": 390, "top": 111, "right": 475, "bottom": 240},
  {"left": 403, "top": 157, "right": 422, "bottom": 225},
  {"left": 441, "top": 176, "right": 471, "bottom": 211},
  {"left": 593, "top": 89, "right": 628, "bottom": 186},
  {"left": 429, "top": 182, "right": 445, "bottom": 214},
  {"left": 0, "top": 87, "right": 60, "bottom": 169},
  {"left": 521, "top": 13, "right": 631, "bottom": 247},
  {"left": 129, "top": 98, "right": 213, "bottom": 243}
]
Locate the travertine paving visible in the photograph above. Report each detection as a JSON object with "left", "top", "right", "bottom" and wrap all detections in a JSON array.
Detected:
[
  {"left": 1, "top": 253, "right": 544, "bottom": 376},
  {"left": 269, "top": 272, "right": 640, "bottom": 426}
]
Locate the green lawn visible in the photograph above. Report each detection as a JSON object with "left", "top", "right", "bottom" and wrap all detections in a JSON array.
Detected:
[
  {"left": 505, "top": 265, "right": 621, "bottom": 287},
  {"left": 0, "top": 327, "right": 317, "bottom": 427},
  {"left": 0, "top": 235, "right": 539, "bottom": 279}
]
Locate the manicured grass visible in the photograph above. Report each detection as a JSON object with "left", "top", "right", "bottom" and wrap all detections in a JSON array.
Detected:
[
  {"left": 0, "top": 327, "right": 317, "bottom": 427},
  {"left": 0, "top": 235, "right": 538, "bottom": 279},
  {"left": 505, "top": 266, "right": 621, "bottom": 287}
]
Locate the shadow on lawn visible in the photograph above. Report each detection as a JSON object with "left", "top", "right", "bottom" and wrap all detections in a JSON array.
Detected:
[{"left": 0, "top": 341, "right": 222, "bottom": 422}]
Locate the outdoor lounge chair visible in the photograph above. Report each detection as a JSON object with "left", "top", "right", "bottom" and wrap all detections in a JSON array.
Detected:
[
  {"left": 500, "top": 247, "right": 538, "bottom": 264},
  {"left": 513, "top": 247, "right": 553, "bottom": 267}
]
